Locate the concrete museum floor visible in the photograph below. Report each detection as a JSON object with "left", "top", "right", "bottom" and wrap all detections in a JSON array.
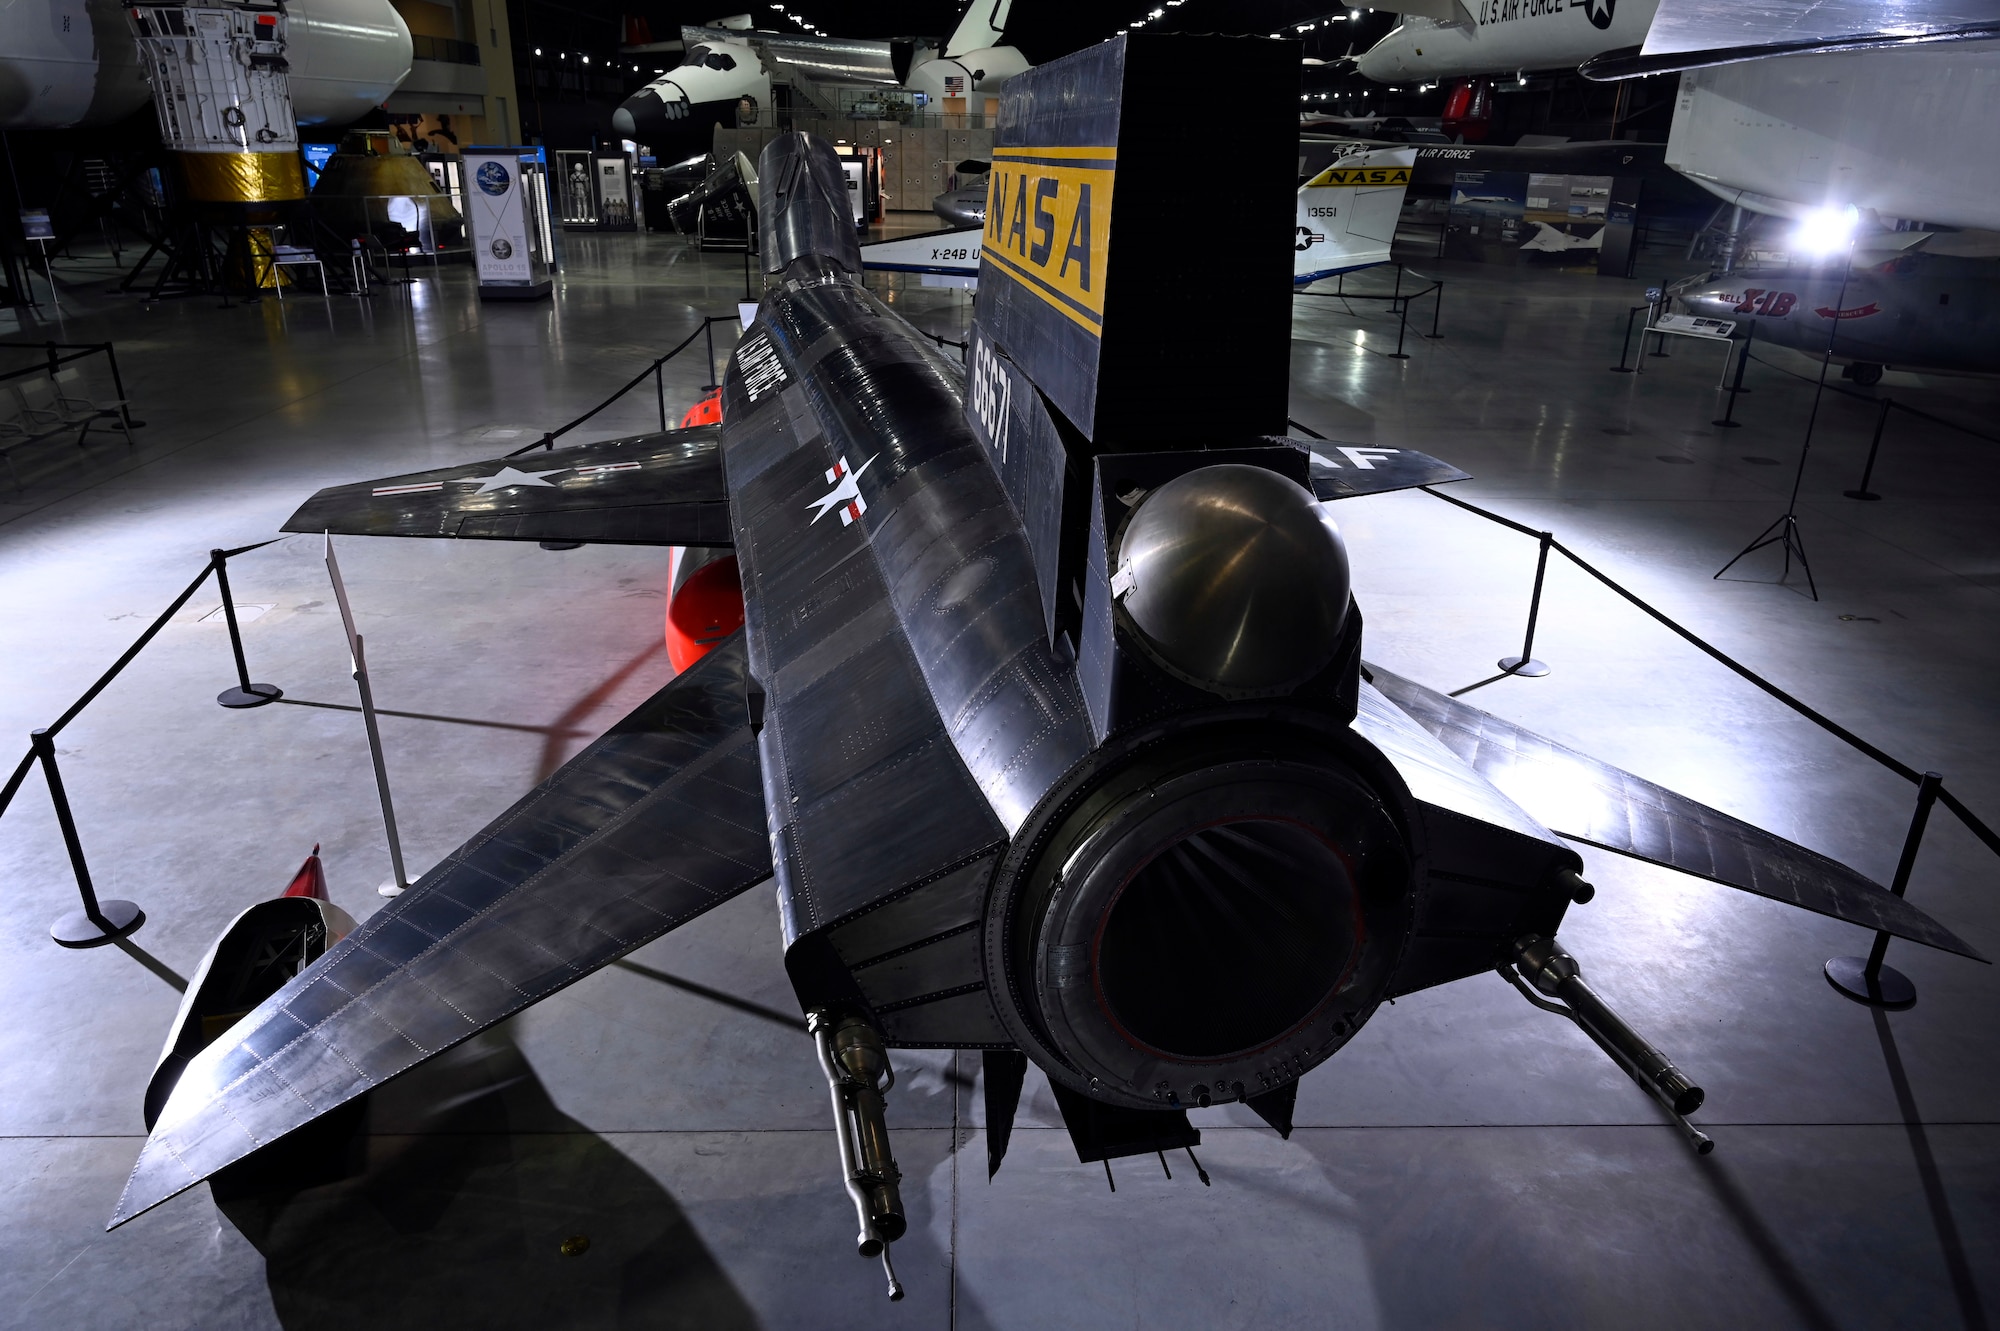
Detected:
[{"left": 0, "top": 229, "right": 1995, "bottom": 1330}]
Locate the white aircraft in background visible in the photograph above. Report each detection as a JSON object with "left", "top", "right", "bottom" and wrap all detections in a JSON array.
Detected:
[
  {"left": 1294, "top": 146, "right": 1417, "bottom": 284},
  {"left": 856, "top": 145, "right": 1417, "bottom": 287},
  {"left": 614, "top": 3, "right": 1030, "bottom": 155},
  {"left": 1360, "top": 0, "right": 2000, "bottom": 233},
  {"left": 1356, "top": 0, "right": 1659, "bottom": 83},
  {"left": 1, "top": 0, "right": 412, "bottom": 129}
]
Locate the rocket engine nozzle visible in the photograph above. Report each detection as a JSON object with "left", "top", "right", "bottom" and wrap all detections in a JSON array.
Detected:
[{"left": 987, "top": 721, "right": 1414, "bottom": 1113}]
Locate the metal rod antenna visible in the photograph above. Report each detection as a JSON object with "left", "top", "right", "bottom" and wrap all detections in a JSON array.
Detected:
[{"left": 324, "top": 534, "right": 410, "bottom": 896}]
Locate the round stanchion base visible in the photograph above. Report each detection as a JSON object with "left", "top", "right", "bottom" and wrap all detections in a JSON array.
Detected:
[
  {"left": 1842, "top": 490, "right": 1883, "bottom": 502},
  {"left": 1610, "top": 366, "right": 1637, "bottom": 374},
  {"left": 1824, "top": 956, "right": 1916, "bottom": 1009},
  {"left": 218, "top": 683, "right": 283, "bottom": 709},
  {"left": 51, "top": 899, "right": 145, "bottom": 948},
  {"left": 1386, "top": 353, "right": 1411, "bottom": 361},
  {"left": 1498, "top": 656, "right": 1551, "bottom": 678},
  {"left": 539, "top": 540, "right": 584, "bottom": 551},
  {"left": 1712, "top": 419, "right": 1743, "bottom": 429},
  {"left": 378, "top": 881, "right": 406, "bottom": 898}
]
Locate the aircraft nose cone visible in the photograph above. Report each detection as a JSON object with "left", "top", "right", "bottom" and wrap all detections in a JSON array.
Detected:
[{"left": 612, "top": 106, "right": 638, "bottom": 137}]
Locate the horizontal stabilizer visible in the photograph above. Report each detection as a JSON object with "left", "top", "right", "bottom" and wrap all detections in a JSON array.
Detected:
[
  {"left": 860, "top": 225, "right": 982, "bottom": 277},
  {"left": 110, "top": 635, "right": 773, "bottom": 1229},
  {"left": 1295, "top": 439, "right": 1471, "bottom": 499},
  {"left": 280, "top": 425, "right": 730, "bottom": 546},
  {"left": 1368, "top": 665, "right": 1985, "bottom": 961}
]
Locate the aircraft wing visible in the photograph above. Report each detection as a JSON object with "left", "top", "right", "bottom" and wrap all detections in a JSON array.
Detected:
[
  {"left": 1585, "top": 0, "right": 2000, "bottom": 78},
  {"left": 109, "top": 635, "right": 772, "bottom": 1228},
  {"left": 1367, "top": 664, "right": 1985, "bottom": 961},
  {"left": 280, "top": 425, "right": 730, "bottom": 546},
  {"left": 1296, "top": 440, "right": 1472, "bottom": 499}
]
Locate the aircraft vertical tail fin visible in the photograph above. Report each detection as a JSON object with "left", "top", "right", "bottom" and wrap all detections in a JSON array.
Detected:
[
  {"left": 945, "top": 0, "right": 1012, "bottom": 58},
  {"left": 759, "top": 132, "right": 861, "bottom": 275},
  {"left": 1294, "top": 148, "right": 1415, "bottom": 286}
]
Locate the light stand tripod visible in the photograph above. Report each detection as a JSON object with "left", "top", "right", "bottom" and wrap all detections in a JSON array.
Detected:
[{"left": 1713, "top": 223, "right": 1860, "bottom": 602}]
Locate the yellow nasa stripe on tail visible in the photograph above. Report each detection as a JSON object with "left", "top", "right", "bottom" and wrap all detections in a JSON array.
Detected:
[
  {"left": 983, "top": 148, "right": 1117, "bottom": 337},
  {"left": 1305, "top": 165, "right": 1412, "bottom": 188}
]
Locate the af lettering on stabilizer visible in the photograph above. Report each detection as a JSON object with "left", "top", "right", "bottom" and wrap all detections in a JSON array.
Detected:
[{"left": 970, "top": 34, "right": 1300, "bottom": 449}]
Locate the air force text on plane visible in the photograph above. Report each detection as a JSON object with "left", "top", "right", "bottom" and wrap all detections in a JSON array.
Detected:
[{"left": 1476, "top": 0, "right": 1572, "bottom": 25}]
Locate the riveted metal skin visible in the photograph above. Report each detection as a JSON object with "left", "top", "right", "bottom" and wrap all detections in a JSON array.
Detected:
[
  {"left": 113, "top": 76, "right": 1984, "bottom": 1241},
  {"left": 760, "top": 131, "right": 863, "bottom": 276}
]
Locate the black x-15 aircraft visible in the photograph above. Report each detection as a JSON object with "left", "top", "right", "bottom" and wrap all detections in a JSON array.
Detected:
[{"left": 112, "top": 36, "right": 1981, "bottom": 1299}]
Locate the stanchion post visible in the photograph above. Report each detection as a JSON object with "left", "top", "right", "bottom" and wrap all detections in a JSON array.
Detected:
[
  {"left": 1712, "top": 320, "right": 1755, "bottom": 428},
  {"left": 1825, "top": 771, "right": 1941, "bottom": 1007},
  {"left": 101, "top": 342, "right": 143, "bottom": 430},
  {"left": 1648, "top": 295, "right": 1670, "bottom": 358},
  {"left": 1425, "top": 281, "right": 1444, "bottom": 340},
  {"left": 1499, "top": 531, "right": 1553, "bottom": 678},
  {"left": 1388, "top": 294, "right": 1411, "bottom": 360},
  {"left": 1844, "top": 399, "right": 1893, "bottom": 501},
  {"left": 656, "top": 360, "right": 667, "bottom": 432},
  {"left": 37, "top": 728, "right": 145, "bottom": 947},
  {"left": 1611, "top": 306, "right": 1641, "bottom": 373},
  {"left": 212, "top": 547, "right": 283, "bottom": 709},
  {"left": 703, "top": 318, "right": 718, "bottom": 391}
]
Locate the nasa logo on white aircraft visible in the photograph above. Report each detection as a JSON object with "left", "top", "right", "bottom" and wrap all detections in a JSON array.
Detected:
[
  {"left": 808, "top": 455, "right": 878, "bottom": 527},
  {"left": 1582, "top": 0, "right": 1614, "bottom": 30},
  {"left": 476, "top": 161, "right": 511, "bottom": 196},
  {"left": 1296, "top": 227, "right": 1327, "bottom": 251},
  {"left": 490, "top": 238, "right": 513, "bottom": 260}
]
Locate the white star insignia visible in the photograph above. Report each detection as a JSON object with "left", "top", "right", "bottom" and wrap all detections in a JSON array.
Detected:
[{"left": 458, "top": 464, "right": 566, "bottom": 495}]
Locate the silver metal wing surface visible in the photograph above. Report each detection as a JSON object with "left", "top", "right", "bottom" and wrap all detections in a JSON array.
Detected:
[
  {"left": 1366, "top": 664, "right": 1985, "bottom": 961},
  {"left": 280, "top": 425, "right": 732, "bottom": 547},
  {"left": 110, "top": 634, "right": 772, "bottom": 1228}
]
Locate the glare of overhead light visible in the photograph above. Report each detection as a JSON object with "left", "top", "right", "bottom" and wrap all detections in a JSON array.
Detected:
[
  {"left": 1793, "top": 204, "right": 1860, "bottom": 256},
  {"left": 533, "top": 46, "right": 541, "bottom": 54},
  {"left": 581, "top": 54, "right": 589, "bottom": 63}
]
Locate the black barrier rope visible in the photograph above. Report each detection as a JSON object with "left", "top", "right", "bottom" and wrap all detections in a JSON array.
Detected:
[
  {"left": 1416, "top": 482, "right": 1922, "bottom": 783},
  {"left": 0, "top": 538, "right": 286, "bottom": 947},
  {"left": 1293, "top": 262, "right": 1446, "bottom": 358},
  {"left": 506, "top": 315, "right": 738, "bottom": 458},
  {"left": 1392, "top": 478, "right": 2000, "bottom": 1006}
]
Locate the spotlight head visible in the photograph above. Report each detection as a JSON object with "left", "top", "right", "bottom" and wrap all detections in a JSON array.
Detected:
[{"left": 1794, "top": 203, "right": 1860, "bottom": 257}]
